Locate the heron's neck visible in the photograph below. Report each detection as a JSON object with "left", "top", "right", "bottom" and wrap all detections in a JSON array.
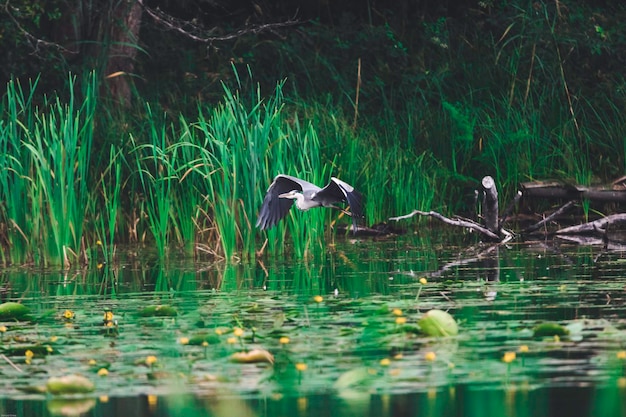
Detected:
[{"left": 293, "top": 194, "right": 309, "bottom": 211}]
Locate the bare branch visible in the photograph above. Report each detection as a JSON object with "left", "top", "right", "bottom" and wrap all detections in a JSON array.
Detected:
[
  {"left": 136, "top": 0, "right": 300, "bottom": 44},
  {"left": 389, "top": 210, "right": 501, "bottom": 240},
  {"left": 522, "top": 200, "right": 576, "bottom": 234},
  {"left": 2, "top": 0, "right": 75, "bottom": 56}
]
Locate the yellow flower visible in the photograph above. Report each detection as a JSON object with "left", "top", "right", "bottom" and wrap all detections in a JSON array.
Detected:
[
  {"left": 295, "top": 363, "right": 308, "bottom": 371},
  {"left": 145, "top": 355, "right": 158, "bottom": 366},
  {"left": 179, "top": 337, "right": 189, "bottom": 345},
  {"left": 313, "top": 295, "right": 323, "bottom": 303},
  {"left": 395, "top": 317, "right": 407, "bottom": 325},
  {"left": 103, "top": 311, "right": 114, "bottom": 322},
  {"left": 99, "top": 395, "right": 109, "bottom": 403},
  {"left": 46, "top": 345, "right": 53, "bottom": 353},
  {"left": 226, "top": 337, "right": 237, "bottom": 344},
  {"left": 419, "top": 277, "right": 427, "bottom": 285},
  {"left": 380, "top": 358, "right": 391, "bottom": 366},
  {"left": 392, "top": 308, "right": 403, "bottom": 316},
  {"left": 617, "top": 351, "right": 626, "bottom": 360},
  {"left": 50, "top": 335, "right": 58, "bottom": 342},
  {"left": 97, "top": 368, "right": 109, "bottom": 376},
  {"left": 233, "top": 327, "right": 244, "bottom": 337},
  {"left": 518, "top": 345, "right": 529, "bottom": 353},
  {"left": 89, "top": 359, "right": 97, "bottom": 366},
  {"left": 279, "top": 336, "right": 290, "bottom": 344},
  {"left": 424, "top": 351, "right": 436, "bottom": 362},
  {"left": 24, "top": 350, "right": 34, "bottom": 359},
  {"left": 393, "top": 353, "right": 404, "bottom": 360},
  {"left": 0, "top": 325, "right": 7, "bottom": 333},
  {"left": 201, "top": 341, "right": 209, "bottom": 347},
  {"left": 63, "top": 310, "right": 75, "bottom": 320},
  {"left": 502, "top": 351, "right": 516, "bottom": 363}
]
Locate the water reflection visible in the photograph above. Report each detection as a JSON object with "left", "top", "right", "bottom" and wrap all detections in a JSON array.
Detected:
[{"left": 1, "top": 385, "right": 626, "bottom": 417}]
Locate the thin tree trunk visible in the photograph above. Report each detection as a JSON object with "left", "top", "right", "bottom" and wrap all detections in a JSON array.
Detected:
[
  {"left": 104, "top": 0, "right": 143, "bottom": 107},
  {"left": 482, "top": 176, "right": 499, "bottom": 233}
]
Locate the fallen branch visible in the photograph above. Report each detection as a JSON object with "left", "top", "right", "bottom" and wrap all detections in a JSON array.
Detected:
[
  {"left": 389, "top": 210, "right": 501, "bottom": 240},
  {"left": 522, "top": 200, "right": 577, "bottom": 234},
  {"left": 555, "top": 213, "right": 626, "bottom": 236}
]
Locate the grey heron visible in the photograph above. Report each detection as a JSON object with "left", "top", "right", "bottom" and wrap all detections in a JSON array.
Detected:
[{"left": 256, "top": 174, "right": 364, "bottom": 231}]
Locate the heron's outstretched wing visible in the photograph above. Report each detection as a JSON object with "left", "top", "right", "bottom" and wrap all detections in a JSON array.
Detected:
[
  {"left": 318, "top": 177, "right": 364, "bottom": 226},
  {"left": 256, "top": 174, "right": 319, "bottom": 230}
]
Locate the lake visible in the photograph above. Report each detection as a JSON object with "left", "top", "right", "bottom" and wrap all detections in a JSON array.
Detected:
[{"left": 1, "top": 232, "right": 626, "bottom": 416}]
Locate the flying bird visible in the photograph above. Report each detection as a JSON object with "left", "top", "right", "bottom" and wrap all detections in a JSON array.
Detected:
[{"left": 256, "top": 174, "right": 364, "bottom": 231}]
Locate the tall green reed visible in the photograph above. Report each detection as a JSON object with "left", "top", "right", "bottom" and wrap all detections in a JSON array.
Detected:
[
  {"left": 1, "top": 73, "right": 96, "bottom": 266},
  {"left": 130, "top": 104, "right": 176, "bottom": 258},
  {"left": 191, "top": 75, "right": 331, "bottom": 260},
  {"left": 92, "top": 145, "right": 123, "bottom": 263}
]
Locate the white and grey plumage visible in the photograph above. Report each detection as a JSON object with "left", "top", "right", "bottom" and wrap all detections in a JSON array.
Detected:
[{"left": 256, "top": 174, "right": 364, "bottom": 231}]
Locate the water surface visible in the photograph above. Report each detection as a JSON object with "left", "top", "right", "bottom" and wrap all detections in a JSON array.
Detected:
[{"left": 2, "top": 234, "right": 626, "bottom": 416}]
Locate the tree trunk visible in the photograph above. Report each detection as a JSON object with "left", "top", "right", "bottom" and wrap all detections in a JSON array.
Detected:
[
  {"left": 482, "top": 176, "right": 499, "bottom": 233},
  {"left": 104, "top": 0, "right": 143, "bottom": 107}
]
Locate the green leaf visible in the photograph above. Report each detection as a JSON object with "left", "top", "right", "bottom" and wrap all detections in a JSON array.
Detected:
[
  {"left": 0, "top": 302, "right": 30, "bottom": 320},
  {"left": 418, "top": 309, "right": 458, "bottom": 337}
]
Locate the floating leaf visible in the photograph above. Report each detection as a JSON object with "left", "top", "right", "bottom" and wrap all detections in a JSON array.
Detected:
[
  {"left": 0, "top": 302, "right": 30, "bottom": 320},
  {"left": 533, "top": 322, "right": 569, "bottom": 338},
  {"left": 188, "top": 332, "right": 220, "bottom": 345},
  {"left": 138, "top": 305, "right": 178, "bottom": 317},
  {"left": 230, "top": 349, "right": 274, "bottom": 364},
  {"left": 418, "top": 309, "right": 458, "bottom": 337},
  {"left": 46, "top": 374, "right": 95, "bottom": 395}
]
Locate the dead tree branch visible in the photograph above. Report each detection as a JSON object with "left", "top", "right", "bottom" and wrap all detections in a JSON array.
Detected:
[
  {"left": 522, "top": 200, "right": 577, "bottom": 234},
  {"left": 555, "top": 213, "right": 626, "bottom": 236},
  {"left": 2, "top": 0, "right": 76, "bottom": 56},
  {"left": 136, "top": 0, "right": 300, "bottom": 44},
  {"left": 389, "top": 210, "right": 501, "bottom": 240}
]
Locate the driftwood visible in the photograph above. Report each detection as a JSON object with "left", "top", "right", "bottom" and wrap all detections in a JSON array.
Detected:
[
  {"left": 389, "top": 210, "right": 501, "bottom": 240},
  {"left": 482, "top": 176, "right": 499, "bottom": 233},
  {"left": 554, "top": 213, "right": 626, "bottom": 236},
  {"left": 522, "top": 200, "right": 577, "bottom": 234},
  {"left": 520, "top": 181, "right": 626, "bottom": 203},
  {"left": 390, "top": 176, "right": 512, "bottom": 241},
  {"left": 388, "top": 175, "right": 626, "bottom": 246}
]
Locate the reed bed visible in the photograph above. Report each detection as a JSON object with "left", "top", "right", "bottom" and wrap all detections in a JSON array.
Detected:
[{"left": 1, "top": 66, "right": 625, "bottom": 266}]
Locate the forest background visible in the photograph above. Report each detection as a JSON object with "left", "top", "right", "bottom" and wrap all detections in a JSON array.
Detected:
[{"left": 1, "top": 0, "right": 625, "bottom": 266}]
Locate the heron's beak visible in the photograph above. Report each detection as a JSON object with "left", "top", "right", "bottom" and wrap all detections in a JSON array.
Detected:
[{"left": 278, "top": 191, "right": 297, "bottom": 199}]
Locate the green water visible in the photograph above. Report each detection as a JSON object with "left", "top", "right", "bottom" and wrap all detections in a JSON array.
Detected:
[{"left": 1, "top": 234, "right": 626, "bottom": 416}]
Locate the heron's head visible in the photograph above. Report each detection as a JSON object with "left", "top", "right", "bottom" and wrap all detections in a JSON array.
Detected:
[{"left": 278, "top": 190, "right": 300, "bottom": 200}]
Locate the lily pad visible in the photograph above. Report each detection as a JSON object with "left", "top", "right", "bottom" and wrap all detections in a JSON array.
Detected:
[
  {"left": 230, "top": 349, "right": 274, "bottom": 364},
  {"left": 46, "top": 374, "right": 95, "bottom": 395},
  {"left": 0, "top": 302, "right": 30, "bottom": 320},
  {"left": 138, "top": 305, "right": 178, "bottom": 317},
  {"left": 188, "top": 332, "right": 220, "bottom": 345},
  {"left": 533, "top": 322, "right": 569, "bottom": 338},
  {"left": 418, "top": 309, "right": 458, "bottom": 337}
]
